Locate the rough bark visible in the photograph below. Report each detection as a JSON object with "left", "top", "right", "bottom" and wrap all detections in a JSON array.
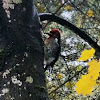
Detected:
[{"left": 0, "top": 0, "right": 49, "bottom": 100}]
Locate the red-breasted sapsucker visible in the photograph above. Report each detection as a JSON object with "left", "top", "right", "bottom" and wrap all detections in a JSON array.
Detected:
[{"left": 44, "top": 29, "right": 61, "bottom": 71}]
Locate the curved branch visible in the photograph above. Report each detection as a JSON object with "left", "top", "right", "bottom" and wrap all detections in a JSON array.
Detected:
[{"left": 39, "top": 13, "right": 100, "bottom": 52}]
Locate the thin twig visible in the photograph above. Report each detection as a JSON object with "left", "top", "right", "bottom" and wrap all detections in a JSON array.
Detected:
[
  {"left": 69, "top": 0, "right": 84, "bottom": 14},
  {"left": 49, "top": 66, "right": 86, "bottom": 94},
  {"left": 42, "top": 0, "right": 69, "bottom": 30},
  {"left": 70, "top": 0, "right": 100, "bottom": 23}
]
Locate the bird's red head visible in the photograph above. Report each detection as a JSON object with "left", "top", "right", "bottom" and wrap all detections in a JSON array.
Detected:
[
  {"left": 50, "top": 29, "right": 61, "bottom": 37},
  {"left": 45, "top": 29, "right": 61, "bottom": 44},
  {"left": 50, "top": 29, "right": 61, "bottom": 34}
]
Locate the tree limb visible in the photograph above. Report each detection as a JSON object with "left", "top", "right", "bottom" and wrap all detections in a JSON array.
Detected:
[{"left": 39, "top": 13, "right": 100, "bottom": 52}]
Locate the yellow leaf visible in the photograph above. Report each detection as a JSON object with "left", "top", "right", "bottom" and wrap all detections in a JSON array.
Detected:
[
  {"left": 88, "top": 59, "right": 100, "bottom": 80},
  {"left": 75, "top": 74, "right": 96, "bottom": 96},
  {"left": 39, "top": 6, "right": 45, "bottom": 13},
  {"left": 57, "top": 73, "right": 63, "bottom": 79},
  {"left": 57, "top": 2, "right": 61, "bottom": 6},
  {"left": 78, "top": 48, "right": 95, "bottom": 61},
  {"left": 76, "top": 48, "right": 100, "bottom": 96},
  {"left": 75, "top": 59, "right": 100, "bottom": 96},
  {"left": 65, "top": 5, "right": 72, "bottom": 11},
  {"left": 76, "top": 66, "right": 82, "bottom": 71},
  {"left": 65, "top": 81, "right": 74, "bottom": 89},
  {"left": 50, "top": 87, "right": 55, "bottom": 91},
  {"left": 36, "top": 2, "right": 40, "bottom": 7},
  {"left": 88, "top": 60, "right": 98, "bottom": 73},
  {"left": 87, "top": 10, "right": 94, "bottom": 17}
]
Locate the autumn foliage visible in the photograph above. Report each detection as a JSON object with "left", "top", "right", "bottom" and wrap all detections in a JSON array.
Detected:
[{"left": 75, "top": 48, "right": 100, "bottom": 96}]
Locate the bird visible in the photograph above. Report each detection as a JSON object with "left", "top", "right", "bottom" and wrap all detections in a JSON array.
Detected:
[{"left": 44, "top": 29, "right": 61, "bottom": 71}]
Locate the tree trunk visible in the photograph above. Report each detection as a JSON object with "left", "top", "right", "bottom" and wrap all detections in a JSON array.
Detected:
[{"left": 0, "top": 0, "right": 49, "bottom": 100}]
